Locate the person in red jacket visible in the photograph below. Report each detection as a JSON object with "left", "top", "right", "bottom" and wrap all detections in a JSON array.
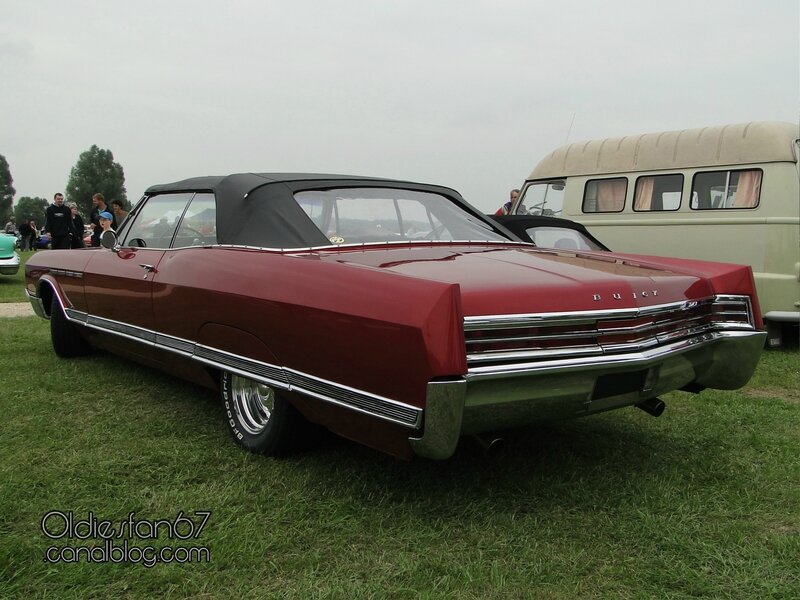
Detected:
[{"left": 494, "top": 188, "right": 520, "bottom": 216}]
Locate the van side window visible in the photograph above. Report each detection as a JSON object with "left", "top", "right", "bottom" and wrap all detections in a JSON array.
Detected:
[
  {"left": 633, "top": 174, "right": 683, "bottom": 211},
  {"left": 691, "top": 169, "right": 762, "bottom": 209},
  {"left": 582, "top": 178, "right": 627, "bottom": 213}
]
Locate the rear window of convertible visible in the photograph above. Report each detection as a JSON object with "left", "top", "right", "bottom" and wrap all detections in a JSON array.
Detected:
[{"left": 294, "top": 188, "right": 507, "bottom": 245}]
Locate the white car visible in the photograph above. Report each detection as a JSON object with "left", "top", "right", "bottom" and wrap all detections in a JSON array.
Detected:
[{"left": 0, "top": 233, "right": 21, "bottom": 275}]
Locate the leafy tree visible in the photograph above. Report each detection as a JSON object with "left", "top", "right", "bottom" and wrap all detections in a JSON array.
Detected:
[
  {"left": 66, "top": 145, "right": 127, "bottom": 216},
  {"left": 14, "top": 196, "right": 49, "bottom": 226},
  {"left": 0, "top": 154, "right": 15, "bottom": 225}
]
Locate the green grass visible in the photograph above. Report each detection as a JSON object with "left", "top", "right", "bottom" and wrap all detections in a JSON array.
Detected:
[
  {"left": 0, "top": 316, "right": 798, "bottom": 599},
  {"left": 0, "top": 250, "right": 34, "bottom": 303}
]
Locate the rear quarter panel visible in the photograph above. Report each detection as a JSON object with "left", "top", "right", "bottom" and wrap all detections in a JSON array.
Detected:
[{"left": 150, "top": 247, "right": 467, "bottom": 407}]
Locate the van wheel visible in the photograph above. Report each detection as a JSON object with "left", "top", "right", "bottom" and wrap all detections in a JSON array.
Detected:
[
  {"left": 50, "top": 295, "right": 90, "bottom": 357},
  {"left": 221, "top": 371, "right": 300, "bottom": 455}
]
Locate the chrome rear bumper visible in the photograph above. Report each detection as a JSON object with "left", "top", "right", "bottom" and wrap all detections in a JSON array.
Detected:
[
  {"left": 410, "top": 330, "right": 765, "bottom": 459},
  {"left": 0, "top": 254, "right": 20, "bottom": 275}
]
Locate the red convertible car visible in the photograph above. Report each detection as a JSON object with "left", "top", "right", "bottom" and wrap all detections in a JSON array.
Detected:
[{"left": 25, "top": 174, "right": 766, "bottom": 459}]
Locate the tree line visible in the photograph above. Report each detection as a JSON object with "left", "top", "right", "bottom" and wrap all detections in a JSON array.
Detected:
[{"left": 0, "top": 145, "right": 129, "bottom": 226}]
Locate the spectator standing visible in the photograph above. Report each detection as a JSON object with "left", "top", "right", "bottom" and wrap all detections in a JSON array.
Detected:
[
  {"left": 98, "top": 211, "right": 115, "bottom": 243},
  {"left": 494, "top": 189, "right": 521, "bottom": 216},
  {"left": 43, "top": 193, "right": 74, "bottom": 249},
  {"left": 111, "top": 199, "right": 128, "bottom": 226},
  {"left": 68, "top": 202, "right": 86, "bottom": 248},
  {"left": 90, "top": 193, "right": 116, "bottom": 247},
  {"left": 19, "top": 219, "right": 34, "bottom": 250},
  {"left": 29, "top": 221, "right": 39, "bottom": 250},
  {"left": 4, "top": 216, "right": 16, "bottom": 235}
]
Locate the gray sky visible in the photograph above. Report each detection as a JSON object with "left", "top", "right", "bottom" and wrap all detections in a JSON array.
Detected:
[{"left": 2, "top": 0, "right": 798, "bottom": 213}]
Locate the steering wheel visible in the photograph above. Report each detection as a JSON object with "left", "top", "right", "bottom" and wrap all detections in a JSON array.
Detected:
[
  {"left": 425, "top": 224, "right": 447, "bottom": 241},
  {"left": 178, "top": 225, "right": 212, "bottom": 246}
]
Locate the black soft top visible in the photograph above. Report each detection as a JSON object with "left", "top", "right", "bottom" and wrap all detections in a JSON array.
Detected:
[{"left": 143, "top": 173, "right": 487, "bottom": 248}]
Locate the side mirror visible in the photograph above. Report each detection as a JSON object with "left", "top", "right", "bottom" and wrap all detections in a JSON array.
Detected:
[{"left": 100, "top": 230, "right": 119, "bottom": 252}]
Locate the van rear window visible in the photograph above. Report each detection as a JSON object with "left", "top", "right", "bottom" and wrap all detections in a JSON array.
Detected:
[
  {"left": 582, "top": 178, "right": 627, "bottom": 213},
  {"left": 691, "top": 169, "right": 762, "bottom": 209},
  {"left": 633, "top": 174, "right": 683, "bottom": 211}
]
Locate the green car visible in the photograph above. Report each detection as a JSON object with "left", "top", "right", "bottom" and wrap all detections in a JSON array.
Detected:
[{"left": 0, "top": 233, "right": 21, "bottom": 275}]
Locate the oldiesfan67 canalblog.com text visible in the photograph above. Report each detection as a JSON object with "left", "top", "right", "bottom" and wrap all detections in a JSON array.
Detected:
[{"left": 41, "top": 510, "right": 211, "bottom": 568}]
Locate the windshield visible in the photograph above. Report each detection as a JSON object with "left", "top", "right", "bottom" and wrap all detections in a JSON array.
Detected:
[
  {"left": 523, "top": 226, "right": 605, "bottom": 251},
  {"left": 515, "top": 180, "right": 566, "bottom": 216},
  {"left": 294, "top": 188, "right": 508, "bottom": 246}
]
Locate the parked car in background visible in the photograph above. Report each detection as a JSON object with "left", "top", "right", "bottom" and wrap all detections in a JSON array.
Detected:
[
  {"left": 34, "top": 233, "right": 51, "bottom": 250},
  {"left": 26, "top": 173, "right": 766, "bottom": 460},
  {"left": 511, "top": 121, "right": 799, "bottom": 347},
  {"left": 491, "top": 214, "right": 609, "bottom": 251},
  {"left": 0, "top": 233, "right": 21, "bottom": 275}
]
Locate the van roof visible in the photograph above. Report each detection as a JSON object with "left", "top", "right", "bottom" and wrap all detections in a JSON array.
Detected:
[{"left": 528, "top": 121, "right": 799, "bottom": 179}]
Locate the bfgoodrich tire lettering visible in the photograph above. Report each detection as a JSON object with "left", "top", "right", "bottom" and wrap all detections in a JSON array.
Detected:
[
  {"left": 221, "top": 371, "right": 300, "bottom": 456},
  {"left": 50, "top": 295, "right": 90, "bottom": 357}
]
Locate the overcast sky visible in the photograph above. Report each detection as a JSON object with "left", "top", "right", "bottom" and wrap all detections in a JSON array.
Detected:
[{"left": 2, "top": 0, "right": 797, "bottom": 212}]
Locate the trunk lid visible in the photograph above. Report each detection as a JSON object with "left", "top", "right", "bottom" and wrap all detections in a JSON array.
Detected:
[{"left": 315, "top": 244, "right": 710, "bottom": 315}]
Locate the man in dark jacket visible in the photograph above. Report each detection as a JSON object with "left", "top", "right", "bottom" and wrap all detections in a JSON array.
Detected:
[
  {"left": 43, "top": 193, "right": 74, "bottom": 249},
  {"left": 18, "top": 220, "right": 34, "bottom": 250}
]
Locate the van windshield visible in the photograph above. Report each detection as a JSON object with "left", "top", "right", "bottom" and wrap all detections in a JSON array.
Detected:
[{"left": 514, "top": 180, "right": 566, "bottom": 216}]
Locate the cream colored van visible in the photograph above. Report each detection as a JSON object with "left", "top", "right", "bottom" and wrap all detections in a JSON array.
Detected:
[{"left": 512, "top": 121, "right": 799, "bottom": 346}]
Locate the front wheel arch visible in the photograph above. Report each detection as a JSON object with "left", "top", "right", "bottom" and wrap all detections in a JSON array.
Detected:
[{"left": 50, "top": 294, "right": 91, "bottom": 357}]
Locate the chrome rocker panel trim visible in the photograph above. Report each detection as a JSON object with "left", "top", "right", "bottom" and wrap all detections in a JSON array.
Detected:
[{"left": 30, "top": 291, "right": 422, "bottom": 429}]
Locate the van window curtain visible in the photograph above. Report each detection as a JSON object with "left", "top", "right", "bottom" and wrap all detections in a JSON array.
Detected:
[
  {"left": 634, "top": 177, "right": 655, "bottom": 210},
  {"left": 733, "top": 170, "right": 762, "bottom": 208},
  {"left": 597, "top": 179, "right": 626, "bottom": 211}
]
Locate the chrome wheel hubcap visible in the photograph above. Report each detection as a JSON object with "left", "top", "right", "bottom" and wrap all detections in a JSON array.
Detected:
[{"left": 230, "top": 374, "right": 275, "bottom": 435}]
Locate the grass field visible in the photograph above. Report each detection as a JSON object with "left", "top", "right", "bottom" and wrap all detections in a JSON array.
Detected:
[{"left": 0, "top": 314, "right": 798, "bottom": 599}]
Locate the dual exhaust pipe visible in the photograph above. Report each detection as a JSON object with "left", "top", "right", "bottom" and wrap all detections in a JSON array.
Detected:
[
  {"left": 636, "top": 397, "right": 666, "bottom": 417},
  {"left": 473, "top": 398, "right": 665, "bottom": 453},
  {"left": 472, "top": 435, "right": 505, "bottom": 451}
]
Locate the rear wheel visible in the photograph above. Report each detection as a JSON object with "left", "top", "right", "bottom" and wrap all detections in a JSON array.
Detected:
[
  {"left": 50, "top": 295, "right": 90, "bottom": 357},
  {"left": 221, "top": 371, "right": 301, "bottom": 455}
]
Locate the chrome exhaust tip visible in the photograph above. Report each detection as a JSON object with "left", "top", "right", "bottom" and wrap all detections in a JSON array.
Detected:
[
  {"left": 636, "top": 397, "right": 666, "bottom": 417},
  {"left": 473, "top": 434, "right": 505, "bottom": 451}
]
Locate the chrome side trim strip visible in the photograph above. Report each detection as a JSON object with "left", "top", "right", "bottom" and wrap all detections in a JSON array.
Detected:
[
  {"left": 55, "top": 309, "right": 421, "bottom": 429},
  {"left": 215, "top": 239, "right": 529, "bottom": 253},
  {"left": 87, "top": 315, "right": 156, "bottom": 343},
  {"left": 65, "top": 308, "right": 89, "bottom": 324},
  {"left": 286, "top": 370, "right": 422, "bottom": 428},
  {"left": 193, "top": 344, "right": 290, "bottom": 388},
  {"left": 157, "top": 334, "right": 195, "bottom": 356},
  {"left": 48, "top": 268, "right": 84, "bottom": 279}
]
